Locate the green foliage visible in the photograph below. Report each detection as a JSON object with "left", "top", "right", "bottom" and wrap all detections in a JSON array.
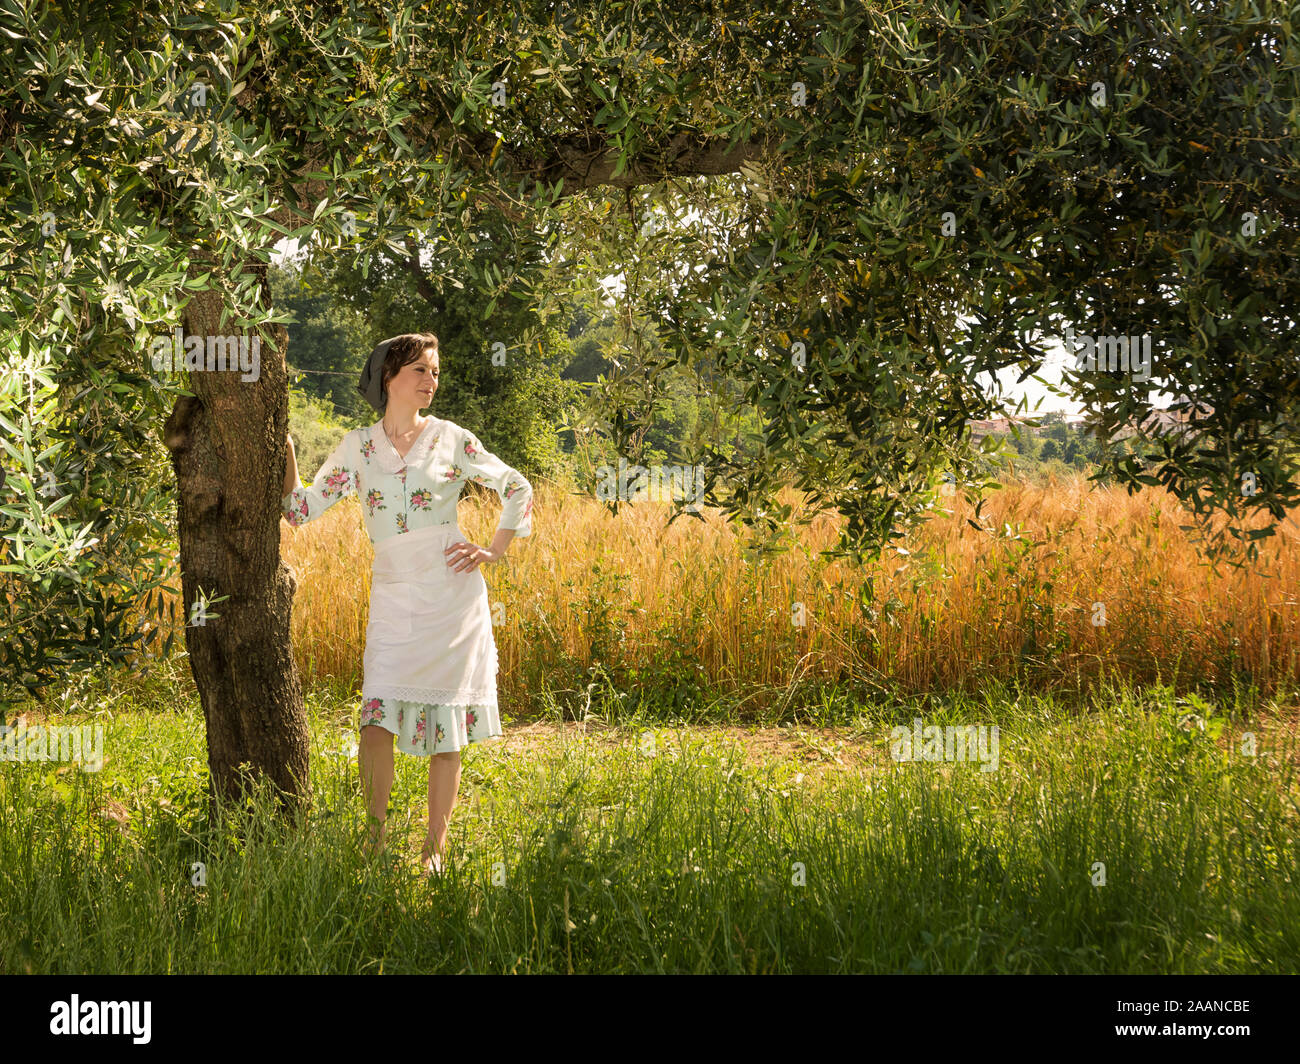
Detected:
[
  {"left": 0, "top": 336, "right": 179, "bottom": 706},
  {"left": 271, "top": 262, "right": 374, "bottom": 426},
  {"left": 309, "top": 200, "right": 581, "bottom": 483},
  {"left": 568, "top": 0, "right": 1300, "bottom": 563}
]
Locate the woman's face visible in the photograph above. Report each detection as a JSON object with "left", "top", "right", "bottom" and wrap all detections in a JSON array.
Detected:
[{"left": 387, "top": 347, "right": 439, "bottom": 411}]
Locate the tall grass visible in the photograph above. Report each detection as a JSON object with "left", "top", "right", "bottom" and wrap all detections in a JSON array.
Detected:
[{"left": 1, "top": 680, "right": 1295, "bottom": 973}]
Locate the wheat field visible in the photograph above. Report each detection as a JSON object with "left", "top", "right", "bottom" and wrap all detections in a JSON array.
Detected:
[{"left": 273, "top": 473, "right": 1300, "bottom": 712}]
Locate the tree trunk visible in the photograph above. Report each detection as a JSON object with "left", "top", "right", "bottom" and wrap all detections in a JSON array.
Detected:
[{"left": 163, "top": 277, "right": 310, "bottom": 820}]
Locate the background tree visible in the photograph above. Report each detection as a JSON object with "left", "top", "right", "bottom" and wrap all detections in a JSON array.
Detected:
[
  {"left": 270, "top": 261, "right": 375, "bottom": 426},
  {"left": 306, "top": 202, "right": 577, "bottom": 482}
]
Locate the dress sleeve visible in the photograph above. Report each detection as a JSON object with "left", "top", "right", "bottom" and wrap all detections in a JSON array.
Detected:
[
  {"left": 281, "top": 431, "right": 357, "bottom": 527},
  {"left": 458, "top": 427, "right": 534, "bottom": 538}
]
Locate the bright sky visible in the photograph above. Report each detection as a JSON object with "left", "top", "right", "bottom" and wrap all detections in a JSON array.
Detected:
[{"left": 984, "top": 342, "right": 1086, "bottom": 416}]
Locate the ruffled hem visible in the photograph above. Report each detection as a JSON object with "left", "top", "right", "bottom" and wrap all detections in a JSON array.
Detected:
[
  {"left": 358, "top": 696, "right": 502, "bottom": 756},
  {"left": 364, "top": 682, "right": 497, "bottom": 705}
]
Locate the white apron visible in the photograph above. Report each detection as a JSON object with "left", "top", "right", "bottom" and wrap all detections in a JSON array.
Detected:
[{"left": 360, "top": 522, "right": 502, "bottom": 755}]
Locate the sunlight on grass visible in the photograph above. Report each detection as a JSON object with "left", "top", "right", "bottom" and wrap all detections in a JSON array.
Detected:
[{"left": 2, "top": 680, "right": 1296, "bottom": 974}]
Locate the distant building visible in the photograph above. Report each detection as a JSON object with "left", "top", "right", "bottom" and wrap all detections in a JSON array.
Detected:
[
  {"left": 1110, "top": 403, "right": 1215, "bottom": 442},
  {"left": 967, "top": 416, "right": 1036, "bottom": 441},
  {"left": 967, "top": 405, "right": 1213, "bottom": 443}
]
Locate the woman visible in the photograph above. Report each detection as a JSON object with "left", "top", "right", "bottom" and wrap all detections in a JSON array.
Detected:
[{"left": 281, "top": 332, "right": 533, "bottom": 875}]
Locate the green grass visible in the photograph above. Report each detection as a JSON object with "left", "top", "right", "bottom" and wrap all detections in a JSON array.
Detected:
[{"left": 0, "top": 665, "right": 1297, "bottom": 973}]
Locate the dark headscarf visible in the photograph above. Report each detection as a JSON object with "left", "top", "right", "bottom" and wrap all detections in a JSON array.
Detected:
[{"left": 356, "top": 336, "right": 404, "bottom": 414}]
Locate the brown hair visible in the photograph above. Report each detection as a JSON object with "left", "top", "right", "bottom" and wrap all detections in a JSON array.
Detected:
[{"left": 380, "top": 332, "right": 439, "bottom": 406}]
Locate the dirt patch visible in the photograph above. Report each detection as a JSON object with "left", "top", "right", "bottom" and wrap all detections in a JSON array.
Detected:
[
  {"left": 486, "top": 713, "right": 1300, "bottom": 782},
  {"left": 485, "top": 720, "right": 885, "bottom": 780}
]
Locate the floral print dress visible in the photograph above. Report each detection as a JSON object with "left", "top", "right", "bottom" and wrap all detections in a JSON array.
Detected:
[{"left": 282, "top": 417, "right": 533, "bottom": 756}]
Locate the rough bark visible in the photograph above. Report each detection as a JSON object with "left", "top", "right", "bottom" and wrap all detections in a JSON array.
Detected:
[{"left": 163, "top": 275, "right": 309, "bottom": 819}]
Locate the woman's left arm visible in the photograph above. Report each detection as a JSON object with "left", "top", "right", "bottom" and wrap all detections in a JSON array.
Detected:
[
  {"left": 457, "top": 428, "right": 534, "bottom": 541},
  {"left": 445, "top": 428, "right": 533, "bottom": 571},
  {"left": 486, "top": 527, "right": 516, "bottom": 561}
]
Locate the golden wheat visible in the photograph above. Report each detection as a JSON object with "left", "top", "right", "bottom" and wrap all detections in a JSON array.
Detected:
[{"left": 258, "top": 474, "right": 1298, "bottom": 706}]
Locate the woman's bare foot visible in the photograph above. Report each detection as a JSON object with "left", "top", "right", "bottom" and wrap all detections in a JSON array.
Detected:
[
  {"left": 418, "top": 842, "right": 444, "bottom": 875},
  {"left": 364, "top": 820, "right": 388, "bottom": 858}
]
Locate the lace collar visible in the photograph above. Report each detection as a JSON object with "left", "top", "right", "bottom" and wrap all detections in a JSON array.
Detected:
[{"left": 367, "top": 416, "right": 443, "bottom": 473}]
